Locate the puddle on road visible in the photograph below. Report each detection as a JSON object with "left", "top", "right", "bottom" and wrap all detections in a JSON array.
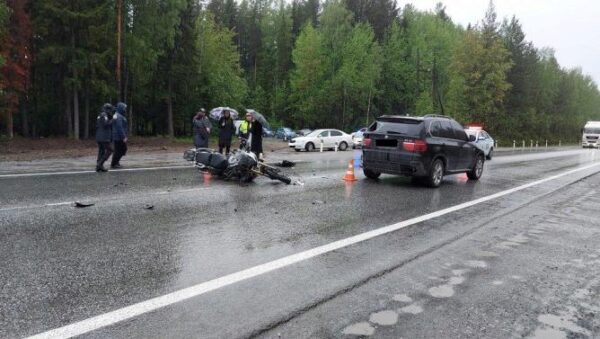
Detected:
[
  {"left": 465, "top": 260, "right": 488, "bottom": 268},
  {"left": 369, "top": 310, "right": 399, "bottom": 326},
  {"left": 537, "top": 313, "right": 590, "bottom": 336},
  {"left": 448, "top": 276, "right": 465, "bottom": 285},
  {"left": 475, "top": 251, "right": 498, "bottom": 258},
  {"left": 508, "top": 234, "right": 530, "bottom": 244},
  {"left": 398, "top": 304, "right": 423, "bottom": 315},
  {"left": 429, "top": 284, "right": 454, "bottom": 298},
  {"left": 496, "top": 241, "right": 521, "bottom": 249},
  {"left": 532, "top": 327, "right": 567, "bottom": 339},
  {"left": 392, "top": 294, "right": 413, "bottom": 303},
  {"left": 342, "top": 322, "right": 375, "bottom": 336},
  {"left": 452, "top": 269, "right": 470, "bottom": 276}
]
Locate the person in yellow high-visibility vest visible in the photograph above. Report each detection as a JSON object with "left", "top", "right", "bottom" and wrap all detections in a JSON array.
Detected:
[{"left": 238, "top": 113, "right": 252, "bottom": 149}]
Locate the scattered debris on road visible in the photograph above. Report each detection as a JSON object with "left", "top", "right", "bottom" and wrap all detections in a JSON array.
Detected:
[
  {"left": 275, "top": 160, "right": 296, "bottom": 168},
  {"left": 73, "top": 202, "right": 94, "bottom": 208},
  {"left": 144, "top": 204, "right": 154, "bottom": 210},
  {"left": 312, "top": 200, "right": 326, "bottom": 205}
]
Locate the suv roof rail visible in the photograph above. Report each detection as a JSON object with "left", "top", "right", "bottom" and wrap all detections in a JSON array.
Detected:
[{"left": 424, "top": 114, "right": 452, "bottom": 120}]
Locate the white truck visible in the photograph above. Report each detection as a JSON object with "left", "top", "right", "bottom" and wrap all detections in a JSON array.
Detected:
[{"left": 582, "top": 121, "right": 600, "bottom": 148}]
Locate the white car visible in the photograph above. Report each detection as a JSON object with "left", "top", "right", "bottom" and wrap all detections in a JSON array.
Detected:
[
  {"left": 289, "top": 129, "right": 353, "bottom": 152},
  {"left": 465, "top": 128, "right": 495, "bottom": 160},
  {"left": 352, "top": 128, "right": 367, "bottom": 148}
]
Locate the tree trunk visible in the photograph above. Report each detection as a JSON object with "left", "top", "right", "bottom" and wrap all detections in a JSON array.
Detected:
[
  {"left": 65, "top": 88, "right": 72, "bottom": 138},
  {"left": 6, "top": 104, "right": 14, "bottom": 139},
  {"left": 72, "top": 27, "right": 79, "bottom": 140},
  {"left": 84, "top": 85, "right": 90, "bottom": 139},
  {"left": 366, "top": 88, "right": 372, "bottom": 126},
  {"left": 73, "top": 81, "right": 80, "bottom": 140},
  {"left": 167, "top": 77, "right": 174, "bottom": 138},
  {"left": 127, "top": 72, "right": 134, "bottom": 135},
  {"left": 21, "top": 96, "right": 29, "bottom": 137}
]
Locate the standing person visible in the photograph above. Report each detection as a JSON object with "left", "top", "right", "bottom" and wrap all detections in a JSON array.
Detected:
[
  {"left": 111, "top": 102, "right": 129, "bottom": 169},
  {"left": 249, "top": 113, "right": 264, "bottom": 160},
  {"left": 218, "top": 110, "right": 235, "bottom": 155},
  {"left": 193, "top": 108, "right": 211, "bottom": 148},
  {"left": 95, "top": 103, "right": 113, "bottom": 172},
  {"left": 238, "top": 112, "right": 252, "bottom": 149}
]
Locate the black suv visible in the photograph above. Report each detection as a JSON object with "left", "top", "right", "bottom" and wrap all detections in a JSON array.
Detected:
[{"left": 362, "top": 115, "right": 485, "bottom": 187}]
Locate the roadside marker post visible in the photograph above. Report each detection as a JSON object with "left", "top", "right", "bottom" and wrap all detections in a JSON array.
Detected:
[
  {"left": 530, "top": 140, "right": 533, "bottom": 150},
  {"left": 513, "top": 140, "right": 516, "bottom": 150},
  {"left": 522, "top": 140, "right": 525, "bottom": 151},
  {"left": 545, "top": 140, "right": 548, "bottom": 149},
  {"left": 320, "top": 140, "right": 324, "bottom": 153},
  {"left": 334, "top": 142, "right": 338, "bottom": 152}
]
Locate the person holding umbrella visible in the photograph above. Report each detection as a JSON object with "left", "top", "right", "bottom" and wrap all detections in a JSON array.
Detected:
[
  {"left": 218, "top": 109, "right": 235, "bottom": 155},
  {"left": 193, "top": 108, "right": 212, "bottom": 148},
  {"left": 111, "top": 102, "right": 129, "bottom": 169},
  {"left": 248, "top": 110, "right": 268, "bottom": 160},
  {"left": 95, "top": 103, "right": 113, "bottom": 172}
]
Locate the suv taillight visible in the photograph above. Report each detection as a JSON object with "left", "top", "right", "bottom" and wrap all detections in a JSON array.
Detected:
[
  {"left": 363, "top": 137, "right": 372, "bottom": 148},
  {"left": 403, "top": 139, "right": 427, "bottom": 153}
]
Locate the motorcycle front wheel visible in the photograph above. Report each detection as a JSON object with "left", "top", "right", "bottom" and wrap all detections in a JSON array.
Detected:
[{"left": 263, "top": 167, "right": 292, "bottom": 185}]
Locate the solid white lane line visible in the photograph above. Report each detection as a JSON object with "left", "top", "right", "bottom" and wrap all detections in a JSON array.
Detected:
[
  {"left": 26, "top": 162, "right": 600, "bottom": 339},
  {"left": 0, "top": 165, "right": 189, "bottom": 179}
]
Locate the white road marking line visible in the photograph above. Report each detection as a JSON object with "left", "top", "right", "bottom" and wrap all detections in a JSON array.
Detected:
[
  {"left": 0, "top": 165, "right": 189, "bottom": 178},
  {"left": 25, "top": 162, "right": 600, "bottom": 339},
  {"left": 0, "top": 188, "right": 213, "bottom": 212},
  {"left": 45, "top": 202, "right": 72, "bottom": 207}
]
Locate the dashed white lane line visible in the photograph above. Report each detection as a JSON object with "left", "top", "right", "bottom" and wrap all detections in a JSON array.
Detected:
[
  {"left": 0, "top": 188, "right": 214, "bottom": 212},
  {"left": 25, "top": 162, "right": 600, "bottom": 339},
  {"left": 0, "top": 165, "right": 190, "bottom": 179}
]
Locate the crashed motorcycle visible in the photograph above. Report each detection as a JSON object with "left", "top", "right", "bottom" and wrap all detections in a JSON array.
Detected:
[{"left": 183, "top": 146, "right": 292, "bottom": 185}]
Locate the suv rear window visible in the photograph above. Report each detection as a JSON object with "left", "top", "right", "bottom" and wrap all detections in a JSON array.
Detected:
[{"left": 370, "top": 119, "right": 423, "bottom": 137}]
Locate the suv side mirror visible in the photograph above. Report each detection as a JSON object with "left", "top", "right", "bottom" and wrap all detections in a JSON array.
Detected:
[{"left": 469, "top": 135, "right": 476, "bottom": 142}]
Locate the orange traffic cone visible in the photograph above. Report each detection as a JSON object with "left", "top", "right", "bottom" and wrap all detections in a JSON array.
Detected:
[{"left": 343, "top": 160, "right": 358, "bottom": 182}]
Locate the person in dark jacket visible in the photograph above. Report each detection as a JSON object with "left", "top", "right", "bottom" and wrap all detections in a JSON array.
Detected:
[
  {"left": 218, "top": 110, "right": 235, "bottom": 155},
  {"left": 111, "top": 102, "right": 128, "bottom": 169},
  {"left": 95, "top": 103, "right": 113, "bottom": 172},
  {"left": 193, "top": 108, "right": 211, "bottom": 148},
  {"left": 249, "top": 114, "right": 264, "bottom": 160}
]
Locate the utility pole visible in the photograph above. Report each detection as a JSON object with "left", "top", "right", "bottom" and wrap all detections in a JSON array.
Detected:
[{"left": 116, "top": 0, "right": 123, "bottom": 101}]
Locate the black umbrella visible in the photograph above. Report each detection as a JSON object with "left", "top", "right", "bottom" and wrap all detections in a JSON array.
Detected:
[{"left": 247, "top": 109, "right": 269, "bottom": 128}]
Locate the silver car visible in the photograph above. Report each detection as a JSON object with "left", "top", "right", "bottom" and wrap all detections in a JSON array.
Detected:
[{"left": 465, "top": 128, "right": 495, "bottom": 160}]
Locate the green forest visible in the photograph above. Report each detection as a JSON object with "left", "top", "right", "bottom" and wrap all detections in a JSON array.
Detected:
[{"left": 1, "top": 0, "right": 599, "bottom": 143}]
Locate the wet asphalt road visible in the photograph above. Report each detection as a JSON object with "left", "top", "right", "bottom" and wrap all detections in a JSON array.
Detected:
[{"left": 1, "top": 149, "right": 600, "bottom": 338}]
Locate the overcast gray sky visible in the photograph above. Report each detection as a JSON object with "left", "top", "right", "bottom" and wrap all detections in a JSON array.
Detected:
[{"left": 409, "top": 0, "right": 600, "bottom": 86}]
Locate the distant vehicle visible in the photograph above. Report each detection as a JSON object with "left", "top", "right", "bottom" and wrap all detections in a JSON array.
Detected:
[
  {"left": 362, "top": 115, "right": 485, "bottom": 188},
  {"left": 288, "top": 129, "right": 353, "bottom": 152},
  {"left": 296, "top": 129, "right": 312, "bottom": 137},
  {"left": 352, "top": 127, "right": 368, "bottom": 148},
  {"left": 582, "top": 121, "right": 600, "bottom": 148},
  {"left": 464, "top": 127, "right": 495, "bottom": 160},
  {"left": 263, "top": 127, "right": 274, "bottom": 138},
  {"left": 275, "top": 127, "right": 297, "bottom": 141}
]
